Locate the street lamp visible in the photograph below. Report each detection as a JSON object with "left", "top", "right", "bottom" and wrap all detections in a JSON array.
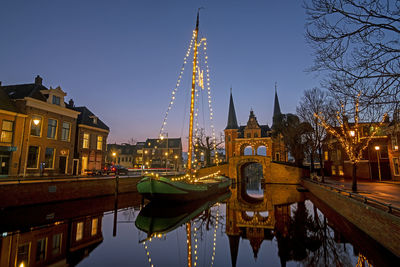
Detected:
[
  {"left": 112, "top": 152, "right": 117, "bottom": 165},
  {"left": 349, "top": 130, "right": 355, "bottom": 137},
  {"left": 23, "top": 117, "right": 41, "bottom": 177},
  {"left": 375, "top": 146, "right": 381, "bottom": 181},
  {"left": 141, "top": 149, "right": 148, "bottom": 176},
  {"left": 174, "top": 155, "right": 178, "bottom": 172}
]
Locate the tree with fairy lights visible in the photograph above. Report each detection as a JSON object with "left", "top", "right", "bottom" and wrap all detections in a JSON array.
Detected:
[{"left": 314, "top": 93, "right": 387, "bottom": 192}]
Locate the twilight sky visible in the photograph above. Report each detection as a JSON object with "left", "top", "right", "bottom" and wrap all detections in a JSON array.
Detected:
[{"left": 0, "top": 0, "right": 321, "bottom": 148}]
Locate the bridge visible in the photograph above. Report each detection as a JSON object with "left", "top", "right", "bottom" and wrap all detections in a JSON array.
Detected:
[{"left": 198, "top": 155, "right": 304, "bottom": 184}]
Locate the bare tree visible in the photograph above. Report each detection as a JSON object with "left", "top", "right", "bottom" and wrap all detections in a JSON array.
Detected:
[
  {"left": 305, "top": 0, "right": 400, "bottom": 114},
  {"left": 194, "top": 128, "right": 224, "bottom": 167},
  {"left": 297, "top": 88, "right": 332, "bottom": 181},
  {"left": 314, "top": 93, "right": 387, "bottom": 191},
  {"left": 127, "top": 137, "right": 137, "bottom": 145}
]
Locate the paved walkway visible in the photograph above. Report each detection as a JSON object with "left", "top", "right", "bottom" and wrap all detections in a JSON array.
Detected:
[{"left": 320, "top": 176, "right": 400, "bottom": 210}]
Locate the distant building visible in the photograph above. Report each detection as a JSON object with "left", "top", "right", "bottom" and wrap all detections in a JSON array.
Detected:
[
  {"left": 70, "top": 103, "right": 109, "bottom": 175},
  {"left": 1, "top": 76, "right": 80, "bottom": 176},
  {"left": 144, "top": 138, "right": 183, "bottom": 170},
  {"left": 106, "top": 143, "right": 137, "bottom": 168}
]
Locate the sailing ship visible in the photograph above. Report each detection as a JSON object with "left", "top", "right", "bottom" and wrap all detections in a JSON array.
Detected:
[{"left": 137, "top": 11, "right": 231, "bottom": 202}]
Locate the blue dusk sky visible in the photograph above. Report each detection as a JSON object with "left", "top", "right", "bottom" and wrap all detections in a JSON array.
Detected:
[{"left": 0, "top": 0, "right": 321, "bottom": 148}]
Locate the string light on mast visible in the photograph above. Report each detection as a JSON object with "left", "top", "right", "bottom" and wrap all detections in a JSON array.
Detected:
[
  {"left": 159, "top": 31, "right": 196, "bottom": 138},
  {"left": 202, "top": 38, "right": 219, "bottom": 165}
]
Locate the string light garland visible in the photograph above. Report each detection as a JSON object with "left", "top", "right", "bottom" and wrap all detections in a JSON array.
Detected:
[
  {"left": 314, "top": 92, "right": 387, "bottom": 165},
  {"left": 202, "top": 38, "right": 219, "bottom": 165},
  {"left": 159, "top": 31, "right": 196, "bottom": 138},
  {"left": 210, "top": 203, "right": 220, "bottom": 267}
]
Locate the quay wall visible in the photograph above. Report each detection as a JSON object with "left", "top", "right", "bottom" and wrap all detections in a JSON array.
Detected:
[
  {"left": 0, "top": 177, "right": 140, "bottom": 208},
  {"left": 302, "top": 179, "right": 400, "bottom": 257}
]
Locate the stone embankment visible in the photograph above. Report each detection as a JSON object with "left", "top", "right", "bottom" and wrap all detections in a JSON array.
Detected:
[
  {"left": 302, "top": 179, "right": 400, "bottom": 257},
  {"left": 0, "top": 176, "right": 140, "bottom": 208}
]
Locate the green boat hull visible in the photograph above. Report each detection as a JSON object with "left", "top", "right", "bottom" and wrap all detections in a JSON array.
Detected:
[
  {"left": 137, "top": 175, "right": 231, "bottom": 202},
  {"left": 135, "top": 191, "right": 231, "bottom": 237}
]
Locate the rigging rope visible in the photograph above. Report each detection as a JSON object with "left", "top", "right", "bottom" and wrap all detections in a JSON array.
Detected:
[{"left": 160, "top": 31, "right": 196, "bottom": 138}]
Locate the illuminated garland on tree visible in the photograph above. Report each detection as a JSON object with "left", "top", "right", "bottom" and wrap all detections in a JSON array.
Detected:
[{"left": 314, "top": 93, "right": 387, "bottom": 165}]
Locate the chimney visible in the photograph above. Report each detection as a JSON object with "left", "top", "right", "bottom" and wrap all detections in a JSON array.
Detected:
[
  {"left": 68, "top": 99, "right": 75, "bottom": 108},
  {"left": 35, "top": 75, "right": 42, "bottom": 85}
]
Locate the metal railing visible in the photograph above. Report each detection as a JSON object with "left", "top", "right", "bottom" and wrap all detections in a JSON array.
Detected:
[{"left": 304, "top": 178, "right": 400, "bottom": 216}]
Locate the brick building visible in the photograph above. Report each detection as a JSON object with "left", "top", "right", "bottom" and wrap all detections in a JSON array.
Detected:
[
  {"left": 323, "top": 117, "right": 400, "bottom": 181},
  {"left": 224, "top": 89, "right": 286, "bottom": 163},
  {"left": 70, "top": 105, "right": 109, "bottom": 175},
  {"left": 1, "top": 76, "right": 80, "bottom": 176},
  {"left": 0, "top": 86, "right": 27, "bottom": 176},
  {"left": 0, "top": 75, "right": 109, "bottom": 177}
]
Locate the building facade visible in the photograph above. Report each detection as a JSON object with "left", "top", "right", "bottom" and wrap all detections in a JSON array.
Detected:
[
  {"left": 1, "top": 76, "right": 80, "bottom": 177},
  {"left": 0, "top": 87, "right": 27, "bottom": 176},
  {"left": 322, "top": 119, "right": 400, "bottom": 181},
  {"left": 224, "top": 89, "right": 287, "bottom": 163},
  {"left": 143, "top": 138, "right": 183, "bottom": 170},
  {"left": 0, "top": 75, "right": 109, "bottom": 177},
  {"left": 71, "top": 105, "right": 109, "bottom": 175}
]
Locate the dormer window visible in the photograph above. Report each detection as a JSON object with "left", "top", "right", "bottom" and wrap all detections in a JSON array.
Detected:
[
  {"left": 52, "top": 95, "right": 61, "bottom": 105},
  {"left": 90, "top": 116, "right": 98, "bottom": 124}
]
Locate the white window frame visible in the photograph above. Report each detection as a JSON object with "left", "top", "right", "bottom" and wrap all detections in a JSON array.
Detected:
[
  {"left": 83, "top": 133, "right": 90, "bottom": 149},
  {"left": 47, "top": 118, "right": 58, "bottom": 139}
]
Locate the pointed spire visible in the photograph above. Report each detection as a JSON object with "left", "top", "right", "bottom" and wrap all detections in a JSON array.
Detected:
[
  {"left": 228, "top": 235, "right": 240, "bottom": 267},
  {"left": 226, "top": 88, "right": 239, "bottom": 129},
  {"left": 273, "top": 82, "right": 282, "bottom": 120}
]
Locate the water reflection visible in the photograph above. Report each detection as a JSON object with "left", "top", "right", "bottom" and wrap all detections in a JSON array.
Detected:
[{"left": 0, "top": 179, "right": 398, "bottom": 266}]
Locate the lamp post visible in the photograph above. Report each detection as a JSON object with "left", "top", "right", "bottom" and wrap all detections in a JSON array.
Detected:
[
  {"left": 174, "top": 155, "right": 178, "bottom": 172},
  {"left": 141, "top": 149, "right": 148, "bottom": 176},
  {"left": 23, "top": 117, "right": 41, "bottom": 177},
  {"left": 112, "top": 152, "right": 117, "bottom": 165},
  {"left": 375, "top": 146, "right": 381, "bottom": 181}
]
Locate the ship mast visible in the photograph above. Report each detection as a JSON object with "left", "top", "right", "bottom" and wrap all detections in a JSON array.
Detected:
[{"left": 187, "top": 10, "right": 200, "bottom": 176}]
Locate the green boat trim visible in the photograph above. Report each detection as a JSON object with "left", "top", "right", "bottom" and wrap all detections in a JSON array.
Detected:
[{"left": 135, "top": 191, "right": 231, "bottom": 239}]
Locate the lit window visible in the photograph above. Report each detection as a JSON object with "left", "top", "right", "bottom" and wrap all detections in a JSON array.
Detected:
[
  {"left": 324, "top": 151, "right": 329, "bottom": 161},
  {"left": 27, "top": 146, "right": 39, "bottom": 168},
  {"left": 47, "top": 119, "right": 57, "bottom": 139},
  {"left": 36, "top": 238, "right": 47, "bottom": 262},
  {"left": 338, "top": 165, "right": 344, "bottom": 176},
  {"left": 17, "top": 243, "right": 30, "bottom": 267},
  {"left": 76, "top": 222, "right": 83, "bottom": 241},
  {"left": 393, "top": 158, "right": 400, "bottom": 176},
  {"left": 97, "top": 136, "right": 103, "bottom": 150},
  {"left": 30, "top": 115, "right": 42, "bottom": 136},
  {"left": 52, "top": 95, "right": 60, "bottom": 105},
  {"left": 52, "top": 233, "right": 62, "bottom": 255},
  {"left": 45, "top": 148, "right": 55, "bottom": 169},
  {"left": 331, "top": 166, "right": 336, "bottom": 175},
  {"left": 61, "top": 122, "right": 71, "bottom": 141},
  {"left": 91, "top": 218, "right": 98, "bottom": 236},
  {"left": 1, "top": 120, "right": 13, "bottom": 143},
  {"left": 83, "top": 133, "right": 90, "bottom": 148}
]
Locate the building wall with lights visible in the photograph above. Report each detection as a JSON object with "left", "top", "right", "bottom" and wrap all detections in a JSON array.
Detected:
[
  {"left": 0, "top": 75, "right": 111, "bottom": 177},
  {"left": 323, "top": 122, "right": 399, "bottom": 180},
  {"left": 0, "top": 87, "right": 27, "bottom": 176}
]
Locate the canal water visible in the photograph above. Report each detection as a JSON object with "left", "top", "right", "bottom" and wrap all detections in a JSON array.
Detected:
[{"left": 0, "top": 176, "right": 398, "bottom": 266}]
